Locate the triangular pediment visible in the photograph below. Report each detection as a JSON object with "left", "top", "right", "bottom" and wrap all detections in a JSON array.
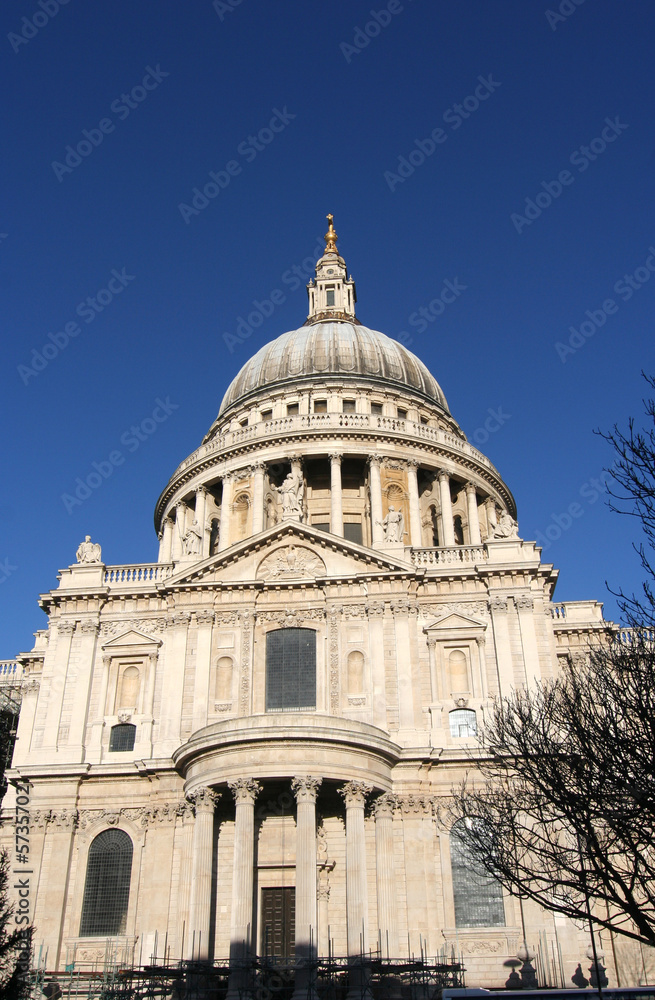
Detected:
[
  {"left": 102, "top": 628, "right": 162, "bottom": 649},
  {"left": 163, "top": 521, "right": 415, "bottom": 588},
  {"left": 425, "top": 612, "right": 486, "bottom": 632}
]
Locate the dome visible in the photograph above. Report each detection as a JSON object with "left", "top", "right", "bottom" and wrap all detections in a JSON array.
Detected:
[{"left": 219, "top": 321, "right": 450, "bottom": 416}]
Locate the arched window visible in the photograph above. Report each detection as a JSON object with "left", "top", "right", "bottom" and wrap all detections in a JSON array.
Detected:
[
  {"left": 453, "top": 515, "right": 464, "bottom": 545},
  {"left": 266, "top": 628, "right": 316, "bottom": 712},
  {"left": 450, "top": 818, "right": 505, "bottom": 927},
  {"left": 449, "top": 708, "right": 477, "bottom": 738},
  {"left": 215, "top": 656, "right": 233, "bottom": 702},
  {"left": 80, "top": 829, "right": 133, "bottom": 936},
  {"left": 109, "top": 724, "right": 136, "bottom": 752}
]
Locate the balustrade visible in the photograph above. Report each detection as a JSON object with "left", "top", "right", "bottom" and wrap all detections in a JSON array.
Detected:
[
  {"left": 410, "top": 545, "right": 487, "bottom": 567},
  {"left": 103, "top": 564, "right": 175, "bottom": 586}
]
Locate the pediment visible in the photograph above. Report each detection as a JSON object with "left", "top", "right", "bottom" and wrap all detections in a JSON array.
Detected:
[
  {"left": 163, "top": 521, "right": 415, "bottom": 588},
  {"left": 102, "top": 628, "right": 162, "bottom": 650},
  {"left": 425, "top": 612, "right": 486, "bottom": 632}
]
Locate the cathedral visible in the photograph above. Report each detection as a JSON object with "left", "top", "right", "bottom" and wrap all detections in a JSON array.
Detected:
[{"left": 3, "top": 217, "right": 613, "bottom": 989}]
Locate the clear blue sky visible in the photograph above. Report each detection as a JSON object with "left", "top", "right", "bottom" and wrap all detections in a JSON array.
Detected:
[{"left": 2, "top": 0, "right": 654, "bottom": 655}]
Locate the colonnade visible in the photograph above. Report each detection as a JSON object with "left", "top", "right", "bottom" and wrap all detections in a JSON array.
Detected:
[
  {"left": 186, "top": 778, "right": 398, "bottom": 982},
  {"left": 159, "top": 456, "right": 485, "bottom": 561}
]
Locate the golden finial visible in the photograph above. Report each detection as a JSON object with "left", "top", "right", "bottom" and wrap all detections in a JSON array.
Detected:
[{"left": 324, "top": 213, "right": 338, "bottom": 254}]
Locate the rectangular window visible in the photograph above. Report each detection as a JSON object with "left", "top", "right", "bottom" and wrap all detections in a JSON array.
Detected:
[
  {"left": 266, "top": 628, "right": 316, "bottom": 711},
  {"left": 342, "top": 399, "right": 356, "bottom": 413},
  {"left": 312, "top": 522, "right": 330, "bottom": 533},
  {"left": 371, "top": 403, "right": 383, "bottom": 415},
  {"left": 313, "top": 399, "right": 327, "bottom": 413},
  {"left": 326, "top": 289, "right": 335, "bottom": 307},
  {"left": 397, "top": 408, "right": 407, "bottom": 419},
  {"left": 344, "top": 521, "right": 363, "bottom": 545},
  {"left": 420, "top": 416, "right": 428, "bottom": 425},
  {"left": 261, "top": 409, "right": 272, "bottom": 421},
  {"left": 287, "top": 403, "right": 299, "bottom": 416},
  {"left": 239, "top": 418, "right": 248, "bottom": 427}
]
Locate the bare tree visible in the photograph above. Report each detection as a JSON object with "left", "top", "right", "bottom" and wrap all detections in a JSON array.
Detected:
[{"left": 451, "top": 375, "right": 655, "bottom": 947}]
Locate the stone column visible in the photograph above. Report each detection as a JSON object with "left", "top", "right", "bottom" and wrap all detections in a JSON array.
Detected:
[
  {"left": 406, "top": 460, "right": 422, "bottom": 547},
  {"left": 329, "top": 453, "right": 343, "bottom": 536},
  {"left": 227, "top": 778, "right": 262, "bottom": 1000},
  {"left": 426, "top": 634, "right": 439, "bottom": 701},
  {"left": 476, "top": 635, "right": 489, "bottom": 699},
  {"left": 340, "top": 782, "right": 373, "bottom": 1000},
  {"left": 172, "top": 503, "right": 187, "bottom": 561},
  {"left": 368, "top": 455, "right": 384, "bottom": 545},
  {"left": 292, "top": 777, "right": 322, "bottom": 1000},
  {"left": 219, "top": 474, "right": 234, "bottom": 551},
  {"left": 195, "top": 487, "right": 209, "bottom": 558},
  {"left": 187, "top": 787, "right": 220, "bottom": 960},
  {"left": 438, "top": 472, "right": 455, "bottom": 547},
  {"left": 252, "top": 463, "right": 266, "bottom": 535},
  {"left": 466, "top": 483, "right": 482, "bottom": 545},
  {"left": 373, "top": 794, "right": 398, "bottom": 957},
  {"left": 160, "top": 516, "right": 174, "bottom": 562}
]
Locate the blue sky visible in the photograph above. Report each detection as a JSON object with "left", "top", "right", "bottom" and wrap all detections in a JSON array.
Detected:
[{"left": 1, "top": 0, "right": 654, "bottom": 654}]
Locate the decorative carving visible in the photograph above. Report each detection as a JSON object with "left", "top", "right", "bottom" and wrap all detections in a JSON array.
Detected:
[
  {"left": 454, "top": 697, "right": 469, "bottom": 708},
  {"left": 372, "top": 793, "right": 398, "bottom": 819},
  {"left": 422, "top": 602, "right": 489, "bottom": 619},
  {"left": 328, "top": 606, "right": 340, "bottom": 713},
  {"left": 215, "top": 611, "right": 238, "bottom": 625},
  {"left": 195, "top": 610, "right": 215, "bottom": 624},
  {"left": 367, "top": 601, "right": 386, "bottom": 617},
  {"left": 239, "top": 609, "right": 253, "bottom": 714},
  {"left": 348, "top": 697, "right": 366, "bottom": 706},
  {"left": 492, "top": 510, "right": 519, "bottom": 540},
  {"left": 182, "top": 519, "right": 202, "bottom": 555},
  {"left": 214, "top": 702, "right": 231, "bottom": 713},
  {"left": 256, "top": 608, "right": 325, "bottom": 626},
  {"left": 228, "top": 778, "right": 262, "bottom": 805},
  {"left": 397, "top": 795, "right": 434, "bottom": 816},
  {"left": 489, "top": 596, "right": 508, "bottom": 613},
  {"left": 339, "top": 781, "right": 373, "bottom": 808},
  {"left": 460, "top": 938, "right": 504, "bottom": 955},
  {"left": 56, "top": 620, "right": 76, "bottom": 635},
  {"left": 117, "top": 711, "right": 132, "bottom": 723},
  {"left": 79, "top": 620, "right": 99, "bottom": 635},
  {"left": 273, "top": 466, "right": 304, "bottom": 520},
  {"left": 342, "top": 605, "right": 366, "bottom": 619},
  {"left": 169, "top": 612, "right": 192, "bottom": 627},
  {"left": 257, "top": 545, "right": 325, "bottom": 580},
  {"left": 21, "top": 678, "right": 41, "bottom": 693},
  {"left": 515, "top": 594, "right": 534, "bottom": 610},
  {"left": 291, "top": 776, "right": 322, "bottom": 803},
  {"left": 187, "top": 787, "right": 220, "bottom": 813},
  {"left": 76, "top": 535, "right": 102, "bottom": 564}
]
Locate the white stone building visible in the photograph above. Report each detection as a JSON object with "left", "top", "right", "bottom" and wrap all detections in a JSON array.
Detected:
[{"left": 3, "top": 217, "right": 615, "bottom": 986}]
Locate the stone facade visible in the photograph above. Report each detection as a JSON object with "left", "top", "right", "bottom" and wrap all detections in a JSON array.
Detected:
[{"left": 1, "top": 221, "right": 621, "bottom": 986}]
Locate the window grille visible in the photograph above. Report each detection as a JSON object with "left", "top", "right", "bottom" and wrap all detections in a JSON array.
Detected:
[
  {"left": 450, "top": 818, "right": 505, "bottom": 927},
  {"left": 109, "top": 723, "right": 136, "bottom": 752},
  {"left": 80, "top": 829, "right": 133, "bottom": 936},
  {"left": 449, "top": 708, "right": 477, "bottom": 738},
  {"left": 265, "top": 628, "right": 316, "bottom": 711}
]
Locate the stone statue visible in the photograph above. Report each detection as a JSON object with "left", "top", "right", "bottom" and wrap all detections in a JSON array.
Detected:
[
  {"left": 76, "top": 535, "right": 102, "bottom": 564},
  {"left": 182, "top": 519, "right": 203, "bottom": 556},
  {"left": 492, "top": 510, "right": 519, "bottom": 539},
  {"left": 275, "top": 467, "right": 304, "bottom": 519},
  {"left": 380, "top": 505, "right": 405, "bottom": 542}
]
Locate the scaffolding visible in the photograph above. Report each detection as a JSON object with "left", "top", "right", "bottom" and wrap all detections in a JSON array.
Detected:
[{"left": 27, "top": 951, "right": 464, "bottom": 1000}]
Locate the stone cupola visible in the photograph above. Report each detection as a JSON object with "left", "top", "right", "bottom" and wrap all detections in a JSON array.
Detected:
[{"left": 306, "top": 213, "right": 357, "bottom": 324}]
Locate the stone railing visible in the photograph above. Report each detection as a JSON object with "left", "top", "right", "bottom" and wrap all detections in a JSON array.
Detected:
[
  {"left": 103, "top": 564, "right": 175, "bottom": 587},
  {"left": 410, "top": 545, "right": 487, "bottom": 567},
  {"left": 0, "top": 661, "right": 21, "bottom": 685},
  {"left": 171, "top": 412, "right": 497, "bottom": 481},
  {"left": 550, "top": 604, "right": 567, "bottom": 620}
]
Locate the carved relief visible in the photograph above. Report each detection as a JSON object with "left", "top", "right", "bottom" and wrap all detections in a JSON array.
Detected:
[
  {"left": 328, "top": 606, "right": 340, "bottom": 714},
  {"left": 239, "top": 609, "right": 253, "bottom": 714},
  {"left": 257, "top": 545, "right": 326, "bottom": 580}
]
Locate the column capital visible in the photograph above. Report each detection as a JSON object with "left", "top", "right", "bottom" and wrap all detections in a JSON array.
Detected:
[
  {"left": 228, "top": 777, "right": 262, "bottom": 805},
  {"left": 425, "top": 633, "right": 438, "bottom": 649},
  {"left": 475, "top": 635, "right": 486, "bottom": 648},
  {"left": 195, "top": 485, "right": 208, "bottom": 497},
  {"left": 372, "top": 792, "right": 398, "bottom": 819},
  {"left": 367, "top": 453, "right": 382, "bottom": 467},
  {"left": 406, "top": 458, "right": 419, "bottom": 470},
  {"left": 339, "top": 781, "right": 373, "bottom": 808},
  {"left": 438, "top": 469, "right": 450, "bottom": 483},
  {"left": 251, "top": 461, "right": 266, "bottom": 473},
  {"left": 328, "top": 452, "right": 343, "bottom": 464},
  {"left": 291, "top": 776, "right": 322, "bottom": 803},
  {"left": 187, "top": 787, "right": 220, "bottom": 813},
  {"left": 465, "top": 481, "right": 477, "bottom": 496}
]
